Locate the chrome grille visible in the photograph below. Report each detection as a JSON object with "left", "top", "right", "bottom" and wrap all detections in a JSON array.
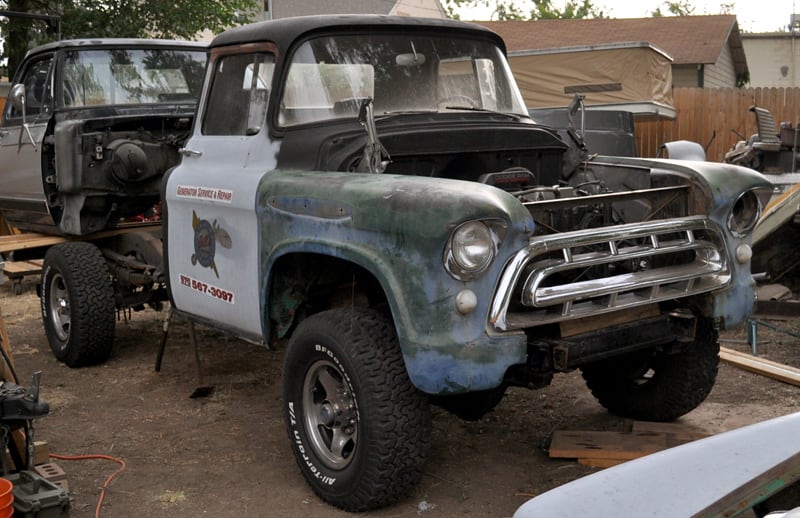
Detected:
[{"left": 489, "top": 217, "right": 730, "bottom": 331}]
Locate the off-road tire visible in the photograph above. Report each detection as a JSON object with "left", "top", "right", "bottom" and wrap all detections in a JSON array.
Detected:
[
  {"left": 580, "top": 317, "right": 719, "bottom": 422},
  {"left": 282, "top": 308, "right": 431, "bottom": 512},
  {"left": 41, "top": 242, "right": 115, "bottom": 367}
]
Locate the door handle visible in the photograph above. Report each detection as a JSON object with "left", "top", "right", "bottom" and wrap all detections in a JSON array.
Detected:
[{"left": 179, "top": 147, "right": 203, "bottom": 157}]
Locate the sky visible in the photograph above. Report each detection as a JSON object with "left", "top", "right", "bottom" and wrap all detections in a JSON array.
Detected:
[{"left": 456, "top": 0, "right": 798, "bottom": 33}]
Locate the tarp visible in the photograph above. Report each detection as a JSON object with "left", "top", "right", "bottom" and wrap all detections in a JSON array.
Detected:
[{"left": 508, "top": 42, "right": 676, "bottom": 119}]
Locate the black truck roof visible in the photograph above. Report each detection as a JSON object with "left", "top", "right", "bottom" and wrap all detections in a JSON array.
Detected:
[
  {"left": 209, "top": 14, "right": 506, "bottom": 54},
  {"left": 22, "top": 38, "right": 207, "bottom": 60}
]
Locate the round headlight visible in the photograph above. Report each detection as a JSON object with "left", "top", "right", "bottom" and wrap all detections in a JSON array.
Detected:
[
  {"left": 451, "top": 221, "right": 495, "bottom": 272},
  {"left": 728, "top": 190, "right": 762, "bottom": 237}
]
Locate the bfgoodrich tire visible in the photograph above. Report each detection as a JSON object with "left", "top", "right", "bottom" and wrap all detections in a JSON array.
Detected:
[
  {"left": 41, "top": 242, "right": 115, "bottom": 367},
  {"left": 580, "top": 317, "right": 719, "bottom": 422},
  {"left": 282, "top": 308, "right": 431, "bottom": 512}
]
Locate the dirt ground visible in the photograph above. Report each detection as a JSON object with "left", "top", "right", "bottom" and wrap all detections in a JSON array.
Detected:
[{"left": 1, "top": 274, "right": 799, "bottom": 518}]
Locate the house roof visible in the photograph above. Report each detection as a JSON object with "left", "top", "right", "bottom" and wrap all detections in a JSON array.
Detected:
[
  {"left": 272, "top": 0, "right": 400, "bottom": 18},
  {"left": 479, "top": 15, "right": 748, "bottom": 77}
]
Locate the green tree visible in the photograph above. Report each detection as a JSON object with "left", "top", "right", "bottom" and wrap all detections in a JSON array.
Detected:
[
  {"left": 444, "top": 0, "right": 604, "bottom": 21},
  {"left": 1, "top": 0, "right": 258, "bottom": 79},
  {"left": 718, "top": 3, "right": 735, "bottom": 14},
  {"left": 531, "top": 0, "right": 604, "bottom": 19},
  {"left": 651, "top": 1, "right": 695, "bottom": 17}
]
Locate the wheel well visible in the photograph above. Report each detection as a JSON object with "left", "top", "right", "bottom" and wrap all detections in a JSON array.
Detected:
[{"left": 267, "top": 253, "right": 389, "bottom": 343}]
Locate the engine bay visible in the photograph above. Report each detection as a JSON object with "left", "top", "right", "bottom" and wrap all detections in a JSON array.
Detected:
[{"left": 45, "top": 114, "right": 193, "bottom": 234}]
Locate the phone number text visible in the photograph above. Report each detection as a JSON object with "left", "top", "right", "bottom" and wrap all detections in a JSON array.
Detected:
[{"left": 179, "top": 274, "right": 235, "bottom": 304}]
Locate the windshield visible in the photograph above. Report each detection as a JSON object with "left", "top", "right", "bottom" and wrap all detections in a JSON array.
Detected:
[
  {"left": 62, "top": 48, "right": 206, "bottom": 107},
  {"left": 279, "top": 33, "right": 527, "bottom": 127}
]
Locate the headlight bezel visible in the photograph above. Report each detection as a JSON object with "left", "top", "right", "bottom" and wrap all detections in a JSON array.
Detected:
[
  {"left": 444, "top": 219, "right": 504, "bottom": 281},
  {"left": 727, "top": 189, "right": 763, "bottom": 238}
]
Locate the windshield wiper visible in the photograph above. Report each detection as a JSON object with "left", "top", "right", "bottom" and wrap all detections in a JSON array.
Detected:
[
  {"left": 375, "top": 109, "right": 439, "bottom": 122},
  {"left": 443, "top": 105, "right": 524, "bottom": 121}
]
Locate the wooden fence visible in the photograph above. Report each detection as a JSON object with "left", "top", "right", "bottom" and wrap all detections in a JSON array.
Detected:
[{"left": 636, "top": 87, "right": 800, "bottom": 161}]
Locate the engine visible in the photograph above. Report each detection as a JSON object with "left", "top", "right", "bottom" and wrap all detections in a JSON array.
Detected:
[{"left": 47, "top": 114, "right": 192, "bottom": 235}]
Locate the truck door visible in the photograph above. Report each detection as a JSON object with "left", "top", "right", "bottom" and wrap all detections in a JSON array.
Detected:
[
  {"left": 0, "top": 54, "right": 54, "bottom": 217},
  {"left": 165, "top": 49, "right": 278, "bottom": 342}
]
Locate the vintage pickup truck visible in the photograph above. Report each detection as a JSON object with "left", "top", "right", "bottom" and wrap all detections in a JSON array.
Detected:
[
  {"left": 0, "top": 37, "right": 206, "bottom": 362},
  {"left": 0, "top": 16, "right": 773, "bottom": 511}
]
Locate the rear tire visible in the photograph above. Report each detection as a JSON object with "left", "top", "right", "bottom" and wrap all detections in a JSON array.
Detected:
[
  {"left": 41, "top": 242, "right": 115, "bottom": 367},
  {"left": 581, "top": 317, "right": 719, "bottom": 421},
  {"left": 282, "top": 308, "right": 431, "bottom": 511}
]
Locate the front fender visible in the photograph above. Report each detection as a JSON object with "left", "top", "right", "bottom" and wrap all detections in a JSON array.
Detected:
[
  {"left": 599, "top": 156, "right": 773, "bottom": 328},
  {"left": 256, "top": 170, "right": 533, "bottom": 394}
]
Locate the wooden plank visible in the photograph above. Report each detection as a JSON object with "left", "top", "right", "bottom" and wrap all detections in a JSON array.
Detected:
[
  {"left": 4, "top": 441, "right": 50, "bottom": 470},
  {"left": 630, "top": 420, "right": 709, "bottom": 444},
  {"left": 549, "top": 430, "right": 668, "bottom": 461},
  {"left": 720, "top": 346, "right": 800, "bottom": 387},
  {"left": 2, "top": 259, "right": 44, "bottom": 277},
  {"left": 0, "top": 233, "right": 66, "bottom": 254},
  {"left": 0, "top": 214, "right": 10, "bottom": 236},
  {"left": 577, "top": 457, "right": 626, "bottom": 468},
  {"left": 0, "top": 222, "right": 160, "bottom": 254},
  {"left": 552, "top": 423, "right": 705, "bottom": 470}
]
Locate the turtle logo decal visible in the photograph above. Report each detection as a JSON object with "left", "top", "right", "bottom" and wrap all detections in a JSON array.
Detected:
[{"left": 191, "top": 210, "right": 232, "bottom": 278}]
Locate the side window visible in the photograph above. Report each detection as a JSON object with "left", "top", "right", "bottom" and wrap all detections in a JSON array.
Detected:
[
  {"left": 6, "top": 55, "right": 54, "bottom": 120},
  {"left": 202, "top": 53, "right": 274, "bottom": 136}
]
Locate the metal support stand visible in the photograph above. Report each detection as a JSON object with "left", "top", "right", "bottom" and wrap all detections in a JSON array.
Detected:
[
  {"left": 188, "top": 320, "right": 213, "bottom": 398},
  {"left": 748, "top": 320, "right": 758, "bottom": 356},
  {"left": 747, "top": 319, "right": 800, "bottom": 355},
  {"left": 153, "top": 309, "right": 213, "bottom": 398},
  {"left": 154, "top": 308, "right": 173, "bottom": 372}
]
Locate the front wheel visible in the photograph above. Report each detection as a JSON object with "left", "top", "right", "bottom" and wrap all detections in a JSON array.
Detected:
[
  {"left": 581, "top": 316, "right": 719, "bottom": 422},
  {"left": 41, "top": 242, "right": 115, "bottom": 367},
  {"left": 282, "top": 308, "right": 431, "bottom": 512}
]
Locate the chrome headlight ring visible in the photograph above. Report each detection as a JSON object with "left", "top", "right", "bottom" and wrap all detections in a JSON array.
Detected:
[
  {"left": 727, "top": 189, "right": 763, "bottom": 238},
  {"left": 444, "top": 220, "right": 504, "bottom": 281}
]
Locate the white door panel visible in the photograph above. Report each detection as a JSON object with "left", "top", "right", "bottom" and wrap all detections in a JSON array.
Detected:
[{"left": 166, "top": 135, "right": 280, "bottom": 341}]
